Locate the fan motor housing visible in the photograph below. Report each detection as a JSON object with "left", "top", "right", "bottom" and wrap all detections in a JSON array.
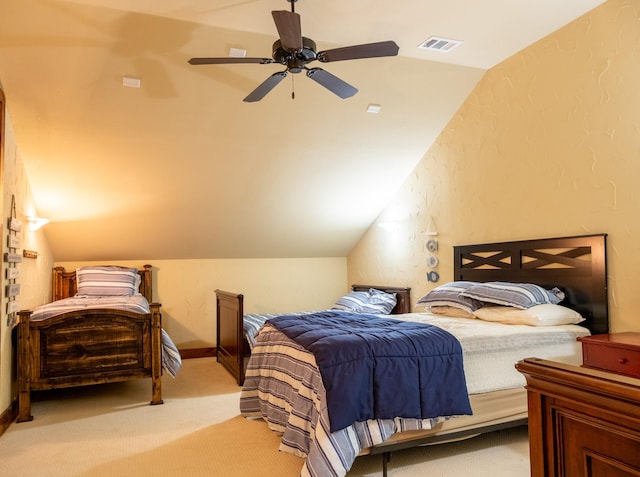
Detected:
[{"left": 272, "top": 37, "right": 317, "bottom": 72}]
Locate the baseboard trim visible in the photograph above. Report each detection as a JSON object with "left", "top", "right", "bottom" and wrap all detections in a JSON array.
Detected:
[
  {"left": 179, "top": 347, "right": 216, "bottom": 359},
  {"left": 0, "top": 398, "right": 18, "bottom": 438}
]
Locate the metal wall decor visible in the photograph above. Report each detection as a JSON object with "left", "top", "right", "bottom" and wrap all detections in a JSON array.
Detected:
[{"left": 425, "top": 236, "right": 440, "bottom": 283}]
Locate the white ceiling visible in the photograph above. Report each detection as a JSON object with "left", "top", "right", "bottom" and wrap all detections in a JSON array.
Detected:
[{"left": 0, "top": 0, "right": 604, "bottom": 261}]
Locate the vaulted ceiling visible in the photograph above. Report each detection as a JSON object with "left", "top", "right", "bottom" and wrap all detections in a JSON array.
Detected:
[{"left": 0, "top": 0, "right": 605, "bottom": 260}]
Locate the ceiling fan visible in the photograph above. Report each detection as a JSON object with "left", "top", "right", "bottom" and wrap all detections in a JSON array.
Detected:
[{"left": 188, "top": 0, "right": 399, "bottom": 102}]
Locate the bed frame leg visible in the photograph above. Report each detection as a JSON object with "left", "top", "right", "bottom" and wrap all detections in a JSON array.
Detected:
[
  {"left": 382, "top": 452, "right": 391, "bottom": 477},
  {"left": 17, "top": 311, "right": 34, "bottom": 422},
  {"left": 150, "top": 303, "right": 164, "bottom": 405}
]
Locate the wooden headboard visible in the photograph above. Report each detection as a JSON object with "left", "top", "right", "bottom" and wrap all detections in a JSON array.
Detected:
[
  {"left": 453, "top": 234, "right": 608, "bottom": 334},
  {"left": 351, "top": 284, "right": 411, "bottom": 314},
  {"left": 52, "top": 264, "right": 154, "bottom": 303}
]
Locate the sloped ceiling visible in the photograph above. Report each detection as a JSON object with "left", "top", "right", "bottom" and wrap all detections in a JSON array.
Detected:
[{"left": 0, "top": 0, "right": 605, "bottom": 261}]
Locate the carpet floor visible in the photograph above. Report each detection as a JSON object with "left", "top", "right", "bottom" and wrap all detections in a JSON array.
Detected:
[{"left": 0, "top": 358, "right": 530, "bottom": 476}]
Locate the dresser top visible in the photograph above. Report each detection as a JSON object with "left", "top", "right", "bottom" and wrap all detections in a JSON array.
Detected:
[{"left": 578, "top": 332, "right": 640, "bottom": 349}]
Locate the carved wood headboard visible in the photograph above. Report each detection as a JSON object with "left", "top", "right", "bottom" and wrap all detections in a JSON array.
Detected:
[
  {"left": 52, "top": 264, "right": 154, "bottom": 303},
  {"left": 453, "top": 234, "right": 608, "bottom": 334}
]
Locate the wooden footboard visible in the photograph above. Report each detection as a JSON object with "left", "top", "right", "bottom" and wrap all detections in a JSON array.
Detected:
[
  {"left": 215, "top": 290, "right": 245, "bottom": 386},
  {"left": 17, "top": 304, "right": 163, "bottom": 422},
  {"left": 214, "top": 285, "right": 411, "bottom": 386}
]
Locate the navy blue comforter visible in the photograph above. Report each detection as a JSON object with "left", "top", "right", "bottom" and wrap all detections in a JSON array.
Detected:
[{"left": 267, "top": 311, "right": 472, "bottom": 433}]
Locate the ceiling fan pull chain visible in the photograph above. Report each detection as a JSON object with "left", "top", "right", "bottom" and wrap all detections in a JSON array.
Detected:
[{"left": 291, "top": 75, "right": 295, "bottom": 99}]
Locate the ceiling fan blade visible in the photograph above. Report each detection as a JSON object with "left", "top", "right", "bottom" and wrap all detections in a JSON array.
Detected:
[
  {"left": 272, "top": 10, "right": 302, "bottom": 51},
  {"left": 317, "top": 41, "right": 399, "bottom": 62},
  {"left": 189, "top": 57, "right": 274, "bottom": 65},
  {"left": 243, "top": 71, "right": 288, "bottom": 102},
  {"left": 306, "top": 68, "right": 358, "bottom": 99}
]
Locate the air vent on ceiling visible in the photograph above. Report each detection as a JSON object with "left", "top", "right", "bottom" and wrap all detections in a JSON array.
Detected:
[{"left": 418, "top": 36, "right": 462, "bottom": 52}]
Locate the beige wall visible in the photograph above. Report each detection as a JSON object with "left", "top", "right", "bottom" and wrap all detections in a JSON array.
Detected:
[
  {"left": 0, "top": 104, "right": 54, "bottom": 413},
  {"left": 348, "top": 0, "right": 639, "bottom": 333},
  {"left": 55, "top": 258, "right": 348, "bottom": 349}
]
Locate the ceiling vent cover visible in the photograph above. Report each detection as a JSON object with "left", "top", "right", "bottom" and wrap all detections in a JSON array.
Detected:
[{"left": 418, "top": 36, "right": 462, "bottom": 52}]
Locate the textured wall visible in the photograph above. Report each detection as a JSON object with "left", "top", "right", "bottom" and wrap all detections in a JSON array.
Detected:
[
  {"left": 348, "top": 0, "right": 640, "bottom": 332},
  {"left": 0, "top": 104, "right": 54, "bottom": 412}
]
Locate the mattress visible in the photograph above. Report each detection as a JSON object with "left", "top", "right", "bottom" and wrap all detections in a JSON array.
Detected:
[{"left": 395, "top": 312, "right": 591, "bottom": 393}]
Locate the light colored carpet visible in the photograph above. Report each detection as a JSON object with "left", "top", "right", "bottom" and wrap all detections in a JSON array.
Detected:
[{"left": 0, "top": 358, "right": 530, "bottom": 476}]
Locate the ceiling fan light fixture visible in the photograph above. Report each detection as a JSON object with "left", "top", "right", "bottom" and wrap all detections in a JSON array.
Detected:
[{"left": 188, "top": 1, "right": 399, "bottom": 102}]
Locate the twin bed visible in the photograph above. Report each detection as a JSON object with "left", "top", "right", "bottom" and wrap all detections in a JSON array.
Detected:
[
  {"left": 16, "top": 264, "right": 181, "bottom": 422},
  {"left": 215, "top": 234, "right": 608, "bottom": 477}
]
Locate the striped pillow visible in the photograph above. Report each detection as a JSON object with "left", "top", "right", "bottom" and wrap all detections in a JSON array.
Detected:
[
  {"left": 76, "top": 266, "right": 138, "bottom": 296},
  {"left": 359, "top": 289, "right": 397, "bottom": 314},
  {"left": 417, "top": 281, "right": 483, "bottom": 315},
  {"left": 460, "top": 282, "right": 564, "bottom": 309},
  {"left": 332, "top": 289, "right": 397, "bottom": 314}
]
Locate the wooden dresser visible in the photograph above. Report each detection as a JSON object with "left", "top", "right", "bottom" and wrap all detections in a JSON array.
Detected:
[{"left": 516, "top": 358, "right": 640, "bottom": 477}]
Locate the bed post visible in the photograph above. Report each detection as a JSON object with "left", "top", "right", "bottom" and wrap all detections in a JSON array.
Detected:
[
  {"left": 16, "top": 310, "right": 34, "bottom": 422},
  {"left": 150, "top": 303, "right": 164, "bottom": 405},
  {"left": 141, "top": 264, "right": 153, "bottom": 303},
  {"left": 52, "top": 266, "right": 66, "bottom": 301}
]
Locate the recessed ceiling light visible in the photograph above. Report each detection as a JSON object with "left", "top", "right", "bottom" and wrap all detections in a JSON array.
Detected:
[
  {"left": 418, "top": 36, "right": 462, "bottom": 52},
  {"left": 122, "top": 76, "right": 141, "bottom": 88},
  {"left": 229, "top": 47, "right": 247, "bottom": 58},
  {"left": 367, "top": 104, "right": 382, "bottom": 114}
]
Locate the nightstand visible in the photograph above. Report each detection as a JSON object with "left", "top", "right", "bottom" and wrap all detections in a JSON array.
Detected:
[{"left": 577, "top": 332, "right": 640, "bottom": 379}]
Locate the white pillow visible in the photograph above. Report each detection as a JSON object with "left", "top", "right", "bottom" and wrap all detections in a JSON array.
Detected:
[{"left": 473, "top": 304, "right": 585, "bottom": 326}]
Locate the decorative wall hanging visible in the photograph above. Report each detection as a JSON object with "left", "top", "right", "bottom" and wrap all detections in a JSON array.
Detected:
[
  {"left": 4, "top": 195, "right": 21, "bottom": 326},
  {"left": 425, "top": 233, "right": 439, "bottom": 284}
]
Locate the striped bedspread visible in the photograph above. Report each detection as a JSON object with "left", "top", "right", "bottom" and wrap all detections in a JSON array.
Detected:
[
  {"left": 240, "top": 324, "right": 453, "bottom": 477},
  {"left": 244, "top": 310, "right": 323, "bottom": 349},
  {"left": 29, "top": 295, "right": 152, "bottom": 320},
  {"left": 28, "top": 295, "right": 182, "bottom": 378}
]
